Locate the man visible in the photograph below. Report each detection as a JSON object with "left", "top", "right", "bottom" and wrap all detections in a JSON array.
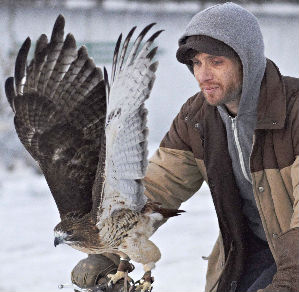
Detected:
[{"left": 72, "top": 2, "right": 299, "bottom": 292}]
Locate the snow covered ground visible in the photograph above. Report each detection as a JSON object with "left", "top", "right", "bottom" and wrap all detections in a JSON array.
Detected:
[{"left": 0, "top": 145, "right": 218, "bottom": 292}]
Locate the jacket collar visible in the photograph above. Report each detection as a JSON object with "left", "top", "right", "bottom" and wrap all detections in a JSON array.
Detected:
[
  {"left": 187, "top": 59, "right": 286, "bottom": 130},
  {"left": 255, "top": 59, "right": 286, "bottom": 130}
]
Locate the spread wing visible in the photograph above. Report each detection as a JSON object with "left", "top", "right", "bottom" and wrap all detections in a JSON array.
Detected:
[
  {"left": 5, "top": 15, "right": 106, "bottom": 220},
  {"left": 94, "top": 24, "right": 162, "bottom": 223}
]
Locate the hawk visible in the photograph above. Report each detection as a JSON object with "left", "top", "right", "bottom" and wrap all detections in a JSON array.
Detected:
[{"left": 5, "top": 15, "right": 183, "bottom": 292}]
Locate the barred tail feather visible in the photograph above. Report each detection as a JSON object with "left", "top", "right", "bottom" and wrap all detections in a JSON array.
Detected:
[{"left": 142, "top": 201, "right": 185, "bottom": 218}]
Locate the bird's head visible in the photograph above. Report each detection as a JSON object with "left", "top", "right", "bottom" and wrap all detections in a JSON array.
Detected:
[
  {"left": 54, "top": 220, "right": 84, "bottom": 248},
  {"left": 53, "top": 216, "right": 100, "bottom": 253}
]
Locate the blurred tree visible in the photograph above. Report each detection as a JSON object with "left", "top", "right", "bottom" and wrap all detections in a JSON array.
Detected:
[
  {"left": 97, "top": 0, "right": 104, "bottom": 6},
  {"left": 0, "top": 0, "right": 106, "bottom": 6}
]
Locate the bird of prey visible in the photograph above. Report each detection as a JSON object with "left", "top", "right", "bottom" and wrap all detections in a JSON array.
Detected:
[{"left": 5, "top": 15, "right": 183, "bottom": 292}]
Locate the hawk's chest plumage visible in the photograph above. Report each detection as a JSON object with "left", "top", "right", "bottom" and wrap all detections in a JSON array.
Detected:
[{"left": 99, "top": 209, "right": 141, "bottom": 247}]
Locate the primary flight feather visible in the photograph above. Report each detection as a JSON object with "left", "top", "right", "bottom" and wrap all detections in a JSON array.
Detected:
[{"left": 5, "top": 15, "right": 184, "bottom": 291}]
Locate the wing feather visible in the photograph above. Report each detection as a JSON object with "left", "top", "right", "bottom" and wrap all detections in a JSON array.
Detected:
[
  {"left": 57, "top": 58, "right": 96, "bottom": 111},
  {"left": 25, "top": 34, "right": 48, "bottom": 93},
  {"left": 52, "top": 46, "right": 89, "bottom": 103},
  {"left": 37, "top": 15, "right": 65, "bottom": 95},
  {"left": 94, "top": 25, "right": 161, "bottom": 223},
  {"left": 15, "top": 37, "right": 31, "bottom": 95},
  {"left": 45, "top": 33, "right": 77, "bottom": 98},
  {"left": 110, "top": 34, "right": 122, "bottom": 85},
  {"left": 124, "top": 23, "right": 156, "bottom": 69},
  {"left": 6, "top": 15, "right": 106, "bottom": 220}
]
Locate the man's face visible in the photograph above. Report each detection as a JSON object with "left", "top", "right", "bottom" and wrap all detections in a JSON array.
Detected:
[{"left": 192, "top": 53, "right": 243, "bottom": 108}]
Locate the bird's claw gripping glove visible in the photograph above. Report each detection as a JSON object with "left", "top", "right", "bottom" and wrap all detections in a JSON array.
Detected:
[
  {"left": 258, "top": 228, "right": 299, "bottom": 292},
  {"left": 71, "top": 253, "right": 129, "bottom": 292}
]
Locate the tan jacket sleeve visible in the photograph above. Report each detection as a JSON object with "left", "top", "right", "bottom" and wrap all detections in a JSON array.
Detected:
[
  {"left": 290, "top": 156, "right": 299, "bottom": 228},
  {"left": 144, "top": 147, "right": 203, "bottom": 209},
  {"left": 143, "top": 101, "right": 204, "bottom": 209},
  {"left": 290, "top": 96, "right": 299, "bottom": 228}
]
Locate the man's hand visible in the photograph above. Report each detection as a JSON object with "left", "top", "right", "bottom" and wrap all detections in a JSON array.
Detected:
[{"left": 258, "top": 228, "right": 299, "bottom": 292}]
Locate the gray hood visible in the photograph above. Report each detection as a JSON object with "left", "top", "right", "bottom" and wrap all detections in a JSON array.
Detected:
[
  {"left": 178, "top": 2, "right": 266, "bottom": 117},
  {"left": 179, "top": 2, "right": 268, "bottom": 241}
]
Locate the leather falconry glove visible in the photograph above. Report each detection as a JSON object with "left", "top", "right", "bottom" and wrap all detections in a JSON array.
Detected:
[
  {"left": 258, "top": 228, "right": 299, "bottom": 292},
  {"left": 71, "top": 253, "right": 127, "bottom": 292}
]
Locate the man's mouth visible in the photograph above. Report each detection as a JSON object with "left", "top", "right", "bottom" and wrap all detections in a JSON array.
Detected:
[{"left": 202, "top": 86, "right": 220, "bottom": 94}]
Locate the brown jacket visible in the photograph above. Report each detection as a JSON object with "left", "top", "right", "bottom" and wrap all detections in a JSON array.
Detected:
[{"left": 144, "top": 60, "right": 299, "bottom": 292}]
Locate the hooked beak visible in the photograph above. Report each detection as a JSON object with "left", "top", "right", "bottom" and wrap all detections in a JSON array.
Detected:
[{"left": 54, "top": 236, "right": 63, "bottom": 247}]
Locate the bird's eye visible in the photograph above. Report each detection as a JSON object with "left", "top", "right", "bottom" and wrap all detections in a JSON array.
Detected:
[{"left": 67, "top": 230, "right": 74, "bottom": 236}]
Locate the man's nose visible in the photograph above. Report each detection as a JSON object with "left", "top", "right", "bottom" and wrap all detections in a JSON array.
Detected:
[{"left": 194, "top": 64, "right": 213, "bottom": 83}]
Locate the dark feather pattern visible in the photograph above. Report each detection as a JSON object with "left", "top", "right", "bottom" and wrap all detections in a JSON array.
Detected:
[
  {"left": 111, "top": 34, "right": 122, "bottom": 84},
  {"left": 52, "top": 46, "right": 89, "bottom": 104},
  {"left": 38, "top": 15, "right": 65, "bottom": 95},
  {"left": 6, "top": 15, "right": 106, "bottom": 220},
  {"left": 103, "top": 66, "right": 110, "bottom": 99},
  {"left": 45, "top": 33, "right": 77, "bottom": 98},
  {"left": 15, "top": 37, "right": 31, "bottom": 95},
  {"left": 142, "top": 201, "right": 185, "bottom": 218},
  {"left": 125, "top": 23, "right": 156, "bottom": 68},
  {"left": 56, "top": 58, "right": 97, "bottom": 112},
  {"left": 27, "top": 34, "right": 48, "bottom": 92},
  {"left": 115, "top": 26, "right": 136, "bottom": 79}
]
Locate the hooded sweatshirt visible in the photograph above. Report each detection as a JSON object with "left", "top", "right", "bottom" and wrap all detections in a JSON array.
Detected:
[{"left": 178, "top": 2, "right": 267, "bottom": 241}]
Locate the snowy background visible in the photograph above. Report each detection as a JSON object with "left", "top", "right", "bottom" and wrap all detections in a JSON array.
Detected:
[{"left": 0, "top": 1, "right": 298, "bottom": 292}]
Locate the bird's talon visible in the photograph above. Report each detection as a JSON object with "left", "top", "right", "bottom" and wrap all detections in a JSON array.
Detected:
[
  {"left": 133, "top": 279, "right": 152, "bottom": 292},
  {"left": 107, "top": 270, "right": 134, "bottom": 288},
  {"left": 107, "top": 271, "right": 124, "bottom": 286},
  {"left": 107, "top": 278, "right": 113, "bottom": 288}
]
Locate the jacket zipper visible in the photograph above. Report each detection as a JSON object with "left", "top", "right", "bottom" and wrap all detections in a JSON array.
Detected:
[
  {"left": 231, "top": 117, "right": 251, "bottom": 183},
  {"left": 230, "top": 281, "right": 238, "bottom": 292}
]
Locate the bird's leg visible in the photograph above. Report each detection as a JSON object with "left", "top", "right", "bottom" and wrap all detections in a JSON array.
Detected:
[
  {"left": 134, "top": 270, "right": 154, "bottom": 292},
  {"left": 107, "top": 257, "right": 135, "bottom": 287}
]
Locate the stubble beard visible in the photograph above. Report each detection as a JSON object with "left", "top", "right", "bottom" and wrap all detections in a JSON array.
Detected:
[{"left": 202, "top": 81, "right": 242, "bottom": 107}]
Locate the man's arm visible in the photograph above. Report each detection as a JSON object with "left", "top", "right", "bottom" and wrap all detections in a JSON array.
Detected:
[
  {"left": 144, "top": 147, "right": 203, "bottom": 209},
  {"left": 144, "top": 98, "right": 205, "bottom": 210},
  {"left": 260, "top": 94, "right": 299, "bottom": 292}
]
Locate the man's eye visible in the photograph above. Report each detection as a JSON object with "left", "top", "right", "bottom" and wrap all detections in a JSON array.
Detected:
[{"left": 212, "top": 60, "right": 223, "bottom": 65}]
